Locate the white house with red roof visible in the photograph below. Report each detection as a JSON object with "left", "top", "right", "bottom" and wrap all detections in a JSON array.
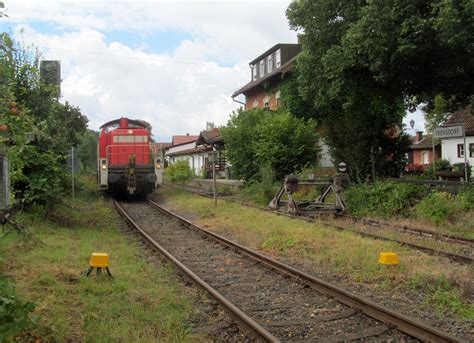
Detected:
[
  {"left": 439, "top": 108, "right": 474, "bottom": 177},
  {"left": 166, "top": 134, "right": 202, "bottom": 174},
  {"left": 165, "top": 127, "right": 229, "bottom": 178}
]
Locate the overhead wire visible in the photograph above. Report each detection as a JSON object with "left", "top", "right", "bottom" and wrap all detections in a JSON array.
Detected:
[{"left": 37, "top": 46, "right": 222, "bottom": 66}]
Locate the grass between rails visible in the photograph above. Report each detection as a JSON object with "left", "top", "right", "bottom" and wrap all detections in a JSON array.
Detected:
[
  {"left": 0, "top": 184, "right": 201, "bottom": 342},
  {"left": 158, "top": 186, "right": 474, "bottom": 321}
]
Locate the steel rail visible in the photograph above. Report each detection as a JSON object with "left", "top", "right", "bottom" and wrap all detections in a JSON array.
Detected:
[
  {"left": 340, "top": 214, "right": 474, "bottom": 246},
  {"left": 114, "top": 200, "right": 279, "bottom": 343},
  {"left": 170, "top": 184, "right": 473, "bottom": 264},
  {"left": 147, "top": 198, "right": 467, "bottom": 343}
]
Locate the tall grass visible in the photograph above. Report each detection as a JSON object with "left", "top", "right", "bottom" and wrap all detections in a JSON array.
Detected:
[{"left": 0, "top": 177, "right": 200, "bottom": 341}]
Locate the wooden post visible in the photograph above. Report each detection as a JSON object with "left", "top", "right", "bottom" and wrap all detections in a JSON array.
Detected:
[{"left": 210, "top": 151, "right": 217, "bottom": 207}]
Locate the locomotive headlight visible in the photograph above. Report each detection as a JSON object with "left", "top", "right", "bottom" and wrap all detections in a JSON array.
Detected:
[
  {"left": 101, "top": 160, "right": 107, "bottom": 170},
  {"left": 155, "top": 159, "right": 161, "bottom": 169}
]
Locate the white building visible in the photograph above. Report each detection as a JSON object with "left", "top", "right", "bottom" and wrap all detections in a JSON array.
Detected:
[
  {"left": 166, "top": 134, "right": 209, "bottom": 176},
  {"left": 439, "top": 109, "right": 474, "bottom": 177}
]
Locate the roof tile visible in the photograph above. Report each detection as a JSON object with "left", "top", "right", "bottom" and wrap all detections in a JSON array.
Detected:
[
  {"left": 172, "top": 135, "right": 199, "bottom": 145},
  {"left": 444, "top": 108, "right": 474, "bottom": 135}
]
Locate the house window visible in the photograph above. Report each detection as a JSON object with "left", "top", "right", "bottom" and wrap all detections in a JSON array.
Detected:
[
  {"left": 457, "top": 144, "right": 464, "bottom": 158},
  {"left": 252, "top": 64, "right": 257, "bottom": 80},
  {"left": 421, "top": 151, "right": 429, "bottom": 164},
  {"left": 252, "top": 99, "right": 258, "bottom": 108},
  {"left": 276, "top": 49, "right": 281, "bottom": 67},
  {"left": 263, "top": 96, "right": 270, "bottom": 109},
  {"left": 470, "top": 143, "right": 474, "bottom": 158},
  {"left": 259, "top": 60, "right": 265, "bottom": 76},
  {"left": 275, "top": 90, "right": 281, "bottom": 107},
  {"left": 267, "top": 55, "right": 273, "bottom": 73}
]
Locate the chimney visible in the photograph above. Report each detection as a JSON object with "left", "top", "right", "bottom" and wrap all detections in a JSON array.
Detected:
[
  {"left": 415, "top": 131, "right": 423, "bottom": 142},
  {"left": 186, "top": 133, "right": 189, "bottom": 136}
]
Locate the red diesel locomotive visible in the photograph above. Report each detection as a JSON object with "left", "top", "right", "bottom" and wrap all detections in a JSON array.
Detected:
[{"left": 97, "top": 117, "right": 163, "bottom": 196}]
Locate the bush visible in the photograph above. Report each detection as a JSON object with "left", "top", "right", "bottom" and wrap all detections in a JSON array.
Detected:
[
  {"left": 345, "top": 181, "right": 428, "bottom": 217},
  {"left": 221, "top": 108, "right": 318, "bottom": 182},
  {"left": 458, "top": 185, "right": 474, "bottom": 210},
  {"left": 415, "top": 192, "right": 460, "bottom": 225},
  {"left": 0, "top": 276, "right": 35, "bottom": 341},
  {"left": 164, "top": 160, "right": 194, "bottom": 182},
  {"left": 240, "top": 165, "right": 280, "bottom": 205},
  {"left": 423, "top": 159, "right": 451, "bottom": 179}
]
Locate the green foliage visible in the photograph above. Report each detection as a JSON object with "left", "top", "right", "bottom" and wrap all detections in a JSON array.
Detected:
[
  {"left": 0, "top": 276, "right": 35, "bottom": 341},
  {"left": 165, "top": 160, "right": 194, "bottom": 182},
  {"left": 423, "top": 159, "right": 452, "bottom": 178},
  {"left": 286, "top": 0, "right": 474, "bottom": 181},
  {"left": 0, "top": 33, "right": 87, "bottom": 206},
  {"left": 415, "top": 192, "right": 460, "bottom": 225},
  {"left": 221, "top": 108, "right": 318, "bottom": 182},
  {"left": 261, "top": 232, "right": 297, "bottom": 251},
  {"left": 345, "top": 181, "right": 428, "bottom": 217},
  {"left": 458, "top": 185, "right": 474, "bottom": 210},
  {"left": 77, "top": 129, "right": 99, "bottom": 173},
  {"left": 279, "top": 72, "right": 315, "bottom": 121},
  {"left": 424, "top": 95, "right": 451, "bottom": 133},
  {"left": 408, "top": 273, "right": 474, "bottom": 319},
  {"left": 239, "top": 165, "right": 280, "bottom": 205}
]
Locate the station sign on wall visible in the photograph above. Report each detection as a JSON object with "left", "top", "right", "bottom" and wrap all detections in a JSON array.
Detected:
[{"left": 433, "top": 124, "right": 464, "bottom": 139}]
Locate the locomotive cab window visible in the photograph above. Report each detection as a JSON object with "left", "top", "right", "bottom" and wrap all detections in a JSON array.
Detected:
[{"left": 113, "top": 135, "right": 148, "bottom": 143}]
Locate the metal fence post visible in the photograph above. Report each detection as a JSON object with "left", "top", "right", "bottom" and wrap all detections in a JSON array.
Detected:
[{"left": 71, "top": 146, "right": 75, "bottom": 199}]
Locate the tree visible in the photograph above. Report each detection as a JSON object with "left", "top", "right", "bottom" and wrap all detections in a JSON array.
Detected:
[
  {"left": 221, "top": 108, "right": 318, "bottom": 182},
  {"left": 0, "top": 33, "right": 87, "bottom": 206},
  {"left": 77, "top": 129, "right": 99, "bottom": 173},
  {"left": 423, "top": 95, "right": 451, "bottom": 133},
  {"left": 279, "top": 71, "right": 315, "bottom": 122},
  {"left": 286, "top": 0, "right": 474, "bottom": 180}
]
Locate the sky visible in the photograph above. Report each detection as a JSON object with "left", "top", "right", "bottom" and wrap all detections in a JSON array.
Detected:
[{"left": 0, "top": 0, "right": 425, "bottom": 141}]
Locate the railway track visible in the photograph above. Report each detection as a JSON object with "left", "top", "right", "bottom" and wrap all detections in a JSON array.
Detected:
[
  {"left": 171, "top": 183, "right": 474, "bottom": 265},
  {"left": 114, "top": 198, "right": 466, "bottom": 342},
  {"left": 339, "top": 214, "right": 474, "bottom": 246}
]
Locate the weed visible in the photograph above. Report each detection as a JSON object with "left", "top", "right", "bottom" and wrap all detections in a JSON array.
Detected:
[
  {"left": 0, "top": 177, "right": 199, "bottom": 341},
  {"left": 408, "top": 273, "right": 474, "bottom": 319},
  {"left": 458, "top": 184, "right": 474, "bottom": 210},
  {"left": 345, "top": 181, "right": 428, "bottom": 217},
  {"left": 0, "top": 276, "right": 35, "bottom": 342},
  {"left": 239, "top": 166, "right": 280, "bottom": 205},
  {"left": 261, "top": 232, "right": 298, "bottom": 251},
  {"left": 159, "top": 186, "right": 473, "bottom": 320},
  {"left": 415, "top": 192, "right": 460, "bottom": 225}
]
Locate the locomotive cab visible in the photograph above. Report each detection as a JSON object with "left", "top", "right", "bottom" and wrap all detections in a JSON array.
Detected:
[{"left": 97, "top": 117, "right": 163, "bottom": 196}]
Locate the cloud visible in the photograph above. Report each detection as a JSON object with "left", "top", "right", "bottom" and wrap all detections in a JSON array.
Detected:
[{"left": 2, "top": 1, "right": 297, "bottom": 141}]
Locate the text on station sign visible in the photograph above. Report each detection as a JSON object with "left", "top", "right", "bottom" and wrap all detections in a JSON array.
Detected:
[{"left": 433, "top": 124, "right": 464, "bottom": 139}]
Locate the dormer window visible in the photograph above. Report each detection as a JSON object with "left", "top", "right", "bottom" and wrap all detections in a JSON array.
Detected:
[
  {"left": 267, "top": 55, "right": 273, "bottom": 73},
  {"left": 252, "top": 64, "right": 257, "bottom": 80},
  {"left": 276, "top": 49, "right": 281, "bottom": 68},
  {"left": 259, "top": 60, "right": 265, "bottom": 77}
]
